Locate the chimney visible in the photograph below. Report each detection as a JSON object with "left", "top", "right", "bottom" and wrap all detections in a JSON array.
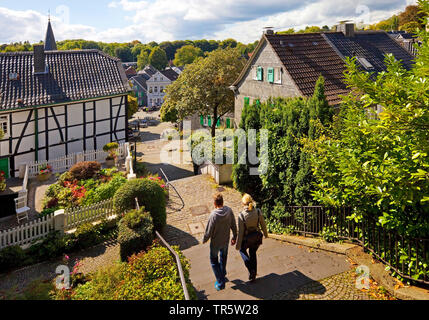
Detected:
[
  {"left": 263, "top": 27, "right": 275, "bottom": 35},
  {"left": 337, "top": 22, "right": 355, "bottom": 37},
  {"left": 33, "top": 45, "right": 46, "bottom": 74}
]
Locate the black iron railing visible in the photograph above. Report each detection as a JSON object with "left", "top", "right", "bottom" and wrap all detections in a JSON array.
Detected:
[{"left": 279, "top": 206, "right": 429, "bottom": 285}]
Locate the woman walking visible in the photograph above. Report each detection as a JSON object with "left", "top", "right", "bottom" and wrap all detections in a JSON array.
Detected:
[{"left": 236, "top": 194, "right": 268, "bottom": 282}]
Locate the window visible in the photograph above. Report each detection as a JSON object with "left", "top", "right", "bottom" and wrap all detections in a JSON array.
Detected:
[
  {"left": 204, "top": 116, "right": 208, "bottom": 127},
  {"left": 149, "top": 87, "right": 153, "bottom": 93},
  {"left": 149, "top": 99, "right": 153, "bottom": 105},
  {"left": 267, "top": 68, "right": 274, "bottom": 83},
  {"left": 160, "top": 86, "right": 164, "bottom": 93},
  {"left": 155, "top": 86, "right": 158, "bottom": 93},
  {"left": 274, "top": 68, "right": 282, "bottom": 84},
  {"left": 252, "top": 67, "right": 258, "bottom": 80},
  {"left": 356, "top": 57, "right": 374, "bottom": 70},
  {"left": 0, "top": 116, "right": 8, "bottom": 137}
]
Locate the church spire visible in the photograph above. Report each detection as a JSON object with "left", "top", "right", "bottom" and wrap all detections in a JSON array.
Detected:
[{"left": 44, "top": 18, "right": 57, "bottom": 51}]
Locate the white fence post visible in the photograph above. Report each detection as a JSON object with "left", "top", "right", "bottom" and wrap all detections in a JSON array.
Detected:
[
  {"left": 76, "top": 152, "right": 84, "bottom": 164},
  {"left": 54, "top": 209, "right": 66, "bottom": 235}
]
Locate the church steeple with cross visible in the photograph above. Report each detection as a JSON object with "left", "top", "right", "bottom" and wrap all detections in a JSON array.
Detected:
[{"left": 44, "top": 12, "right": 57, "bottom": 51}]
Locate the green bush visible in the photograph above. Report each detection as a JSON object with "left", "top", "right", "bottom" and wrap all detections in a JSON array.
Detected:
[
  {"left": 74, "top": 223, "right": 101, "bottom": 249},
  {"left": 113, "top": 179, "right": 166, "bottom": 231},
  {"left": 82, "top": 175, "right": 127, "bottom": 206},
  {"left": 0, "top": 246, "right": 27, "bottom": 272},
  {"left": 54, "top": 243, "right": 196, "bottom": 300},
  {"left": 115, "top": 243, "right": 197, "bottom": 300},
  {"left": 69, "top": 161, "right": 101, "bottom": 181},
  {"left": 117, "top": 209, "right": 154, "bottom": 262}
]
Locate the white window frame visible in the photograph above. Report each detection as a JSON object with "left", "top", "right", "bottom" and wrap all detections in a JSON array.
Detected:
[
  {"left": 203, "top": 116, "right": 208, "bottom": 127},
  {"left": 274, "top": 68, "right": 282, "bottom": 84},
  {"left": 0, "top": 115, "right": 9, "bottom": 138},
  {"left": 252, "top": 66, "right": 258, "bottom": 80}
]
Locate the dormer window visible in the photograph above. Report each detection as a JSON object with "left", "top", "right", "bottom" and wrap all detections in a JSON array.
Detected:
[
  {"left": 357, "top": 57, "right": 374, "bottom": 70},
  {"left": 8, "top": 73, "right": 19, "bottom": 81}
]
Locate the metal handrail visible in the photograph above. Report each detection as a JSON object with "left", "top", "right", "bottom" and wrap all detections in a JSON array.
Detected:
[
  {"left": 156, "top": 231, "right": 191, "bottom": 301},
  {"left": 160, "top": 168, "right": 185, "bottom": 211},
  {"left": 135, "top": 198, "right": 190, "bottom": 300}
]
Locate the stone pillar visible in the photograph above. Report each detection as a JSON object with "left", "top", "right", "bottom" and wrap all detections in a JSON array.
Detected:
[
  {"left": 18, "top": 164, "right": 26, "bottom": 179},
  {"left": 76, "top": 152, "right": 84, "bottom": 164},
  {"left": 54, "top": 209, "right": 66, "bottom": 235}
]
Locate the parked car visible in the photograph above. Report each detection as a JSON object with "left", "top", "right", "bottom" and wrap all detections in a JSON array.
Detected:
[{"left": 138, "top": 118, "right": 148, "bottom": 128}]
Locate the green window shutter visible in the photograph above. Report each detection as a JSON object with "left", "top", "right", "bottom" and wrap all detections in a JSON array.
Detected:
[
  {"left": 257, "top": 67, "right": 263, "bottom": 81},
  {"left": 268, "top": 68, "right": 274, "bottom": 83},
  {"left": 244, "top": 97, "right": 250, "bottom": 106},
  {"left": 208, "top": 116, "right": 212, "bottom": 127},
  {"left": 216, "top": 118, "right": 221, "bottom": 128},
  {"left": 200, "top": 115, "right": 204, "bottom": 126},
  {"left": 256, "top": 99, "right": 261, "bottom": 107},
  {"left": 226, "top": 118, "right": 231, "bottom": 129}
]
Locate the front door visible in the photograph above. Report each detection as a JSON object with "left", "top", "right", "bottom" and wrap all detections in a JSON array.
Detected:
[{"left": 0, "top": 157, "right": 9, "bottom": 179}]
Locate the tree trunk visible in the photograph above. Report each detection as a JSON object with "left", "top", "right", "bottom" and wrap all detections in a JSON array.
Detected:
[{"left": 212, "top": 107, "right": 218, "bottom": 138}]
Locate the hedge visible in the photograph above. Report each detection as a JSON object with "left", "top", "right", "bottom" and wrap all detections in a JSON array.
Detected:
[
  {"left": 113, "top": 179, "right": 166, "bottom": 231},
  {"left": 117, "top": 209, "right": 154, "bottom": 262}
]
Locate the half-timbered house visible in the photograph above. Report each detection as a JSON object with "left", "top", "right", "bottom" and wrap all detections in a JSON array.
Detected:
[{"left": 0, "top": 23, "right": 130, "bottom": 178}]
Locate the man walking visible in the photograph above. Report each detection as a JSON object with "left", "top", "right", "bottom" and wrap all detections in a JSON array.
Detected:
[{"left": 203, "top": 193, "right": 237, "bottom": 291}]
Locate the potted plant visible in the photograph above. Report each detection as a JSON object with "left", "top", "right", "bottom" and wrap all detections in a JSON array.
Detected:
[
  {"left": 103, "top": 142, "right": 119, "bottom": 168},
  {"left": 37, "top": 164, "right": 53, "bottom": 182},
  {"left": 0, "top": 171, "right": 6, "bottom": 193}
]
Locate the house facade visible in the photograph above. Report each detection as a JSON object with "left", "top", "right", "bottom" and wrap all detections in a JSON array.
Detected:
[
  {"left": 146, "top": 68, "right": 179, "bottom": 108},
  {"left": 0, "top": 23, "right": 130, "bottom": 178},
  {"left": 231, "top": 24, "right": 415, "bottom": 126}
]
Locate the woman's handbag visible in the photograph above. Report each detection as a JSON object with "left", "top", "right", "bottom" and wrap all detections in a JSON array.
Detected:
[{"left": 242, "top": 209, "right": 263, "bottom": 250}]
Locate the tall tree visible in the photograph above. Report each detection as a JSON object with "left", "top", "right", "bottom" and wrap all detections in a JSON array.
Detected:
[
  {"left": 149, "top": 47, "right": 168, "bottom": 70},
  {"left": 303, "top": 0, "right": 429, "bottom": 237},
  {"left": 162, "top": 48, "right": 246, "bottom": 137},
  {"left": 137, "top": 50, "right": 150, "bottom": 71},
  {"left": 173, "top": 45, "right": 203, "bottom": 66}
]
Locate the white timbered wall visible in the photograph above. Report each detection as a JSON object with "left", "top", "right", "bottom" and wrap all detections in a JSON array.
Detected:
[{"left": 0, "top": 95, "right": 127, "bottom": 176}]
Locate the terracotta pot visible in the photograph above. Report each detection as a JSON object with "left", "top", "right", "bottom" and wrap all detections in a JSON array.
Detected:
[{"left": 37, "top": 172, "right": 52, "bottom": 182}]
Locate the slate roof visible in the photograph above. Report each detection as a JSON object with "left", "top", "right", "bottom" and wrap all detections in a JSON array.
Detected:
[
  {"left": 323, "top": 31, "right": 415, "bottom": 73},
  {"left": 233, "top": 30, "right": 415, "bottom": 106},
  {"left": 131, "top": 75, "right": 148, "bottom": 91},
  {"left": 161, "top": 68, "right": 179, "bottom": 81},
  {"left": 0, "top": 50, "right": 130, "bottom": 110},
  {"left": 265, "top": 33, "right": 350, "bottom": 106}
]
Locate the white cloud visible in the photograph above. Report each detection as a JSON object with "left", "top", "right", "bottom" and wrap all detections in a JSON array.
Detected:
[{"left": 0, "top": 0, "right": 414, "bottom": 44}]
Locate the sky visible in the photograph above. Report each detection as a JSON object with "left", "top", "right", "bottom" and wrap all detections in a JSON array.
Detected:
[{"left": 0, "top": 0, "right": 418, "bottom": 44}]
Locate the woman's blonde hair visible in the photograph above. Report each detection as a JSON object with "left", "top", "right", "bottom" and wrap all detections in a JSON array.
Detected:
[{"left": 242, "top": 194, "right": 255, "bottom": 211}]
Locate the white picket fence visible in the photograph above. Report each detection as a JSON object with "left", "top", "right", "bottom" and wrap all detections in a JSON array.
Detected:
[
  {"left": 65, "top": 199, "right": 116, "bottom": 230},
  {"left": 0, "top": 214, "right": 54, "bottom": 250},
  {"left": 26, "top": 143, "right": 129, "bottom": 178}
]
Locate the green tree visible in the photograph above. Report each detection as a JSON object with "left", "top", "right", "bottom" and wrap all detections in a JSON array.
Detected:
[
  {"left": 303, "top": 0, "right": 429, "bottom": 237},
  {"left": 149, "top": 47, "right": 168, "bottom": 70},
  {"left": 162, "top": 48, "right": 246, "bottom": 137},
  {"left": 173, "top": 45, "right": 203, "bottom": 66},
  {"left": 137, "top": 50, "right": 150, "bottom": 71},
  {"left": 127, "top": 93, "right": 139, "bottom": 119}
]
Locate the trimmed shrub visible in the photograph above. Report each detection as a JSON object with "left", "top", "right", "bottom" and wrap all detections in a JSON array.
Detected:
[
  {"left": 69, "top": 161, "right": 101, "bottom": 181},
  {"left": 117, "top": 209, "right": 154, "bottom": 262},
  {"left": 0, "top": 246, "right": 27, "bottom": 273},
  {"left": 74, "top": 223, "right": 101, "bottom": 249},
  {"left": 113, "top": 179, "right": 167, "bottom": 231}
]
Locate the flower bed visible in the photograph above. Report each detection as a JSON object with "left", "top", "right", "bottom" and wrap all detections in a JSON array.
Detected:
[
  {"left": 53, "top": 242, "right": 197, "bottom": 301},
  {"left": 41, "top": 162, "right": 127, "bottom": 216}
]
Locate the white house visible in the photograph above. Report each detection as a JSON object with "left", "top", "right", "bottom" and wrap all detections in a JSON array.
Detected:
[
  {"left": 0, "top": 22, "right": 130, "bottom": 178},
  {"left": 146, "top": 68, "right": 179, "bottom": 108}
]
